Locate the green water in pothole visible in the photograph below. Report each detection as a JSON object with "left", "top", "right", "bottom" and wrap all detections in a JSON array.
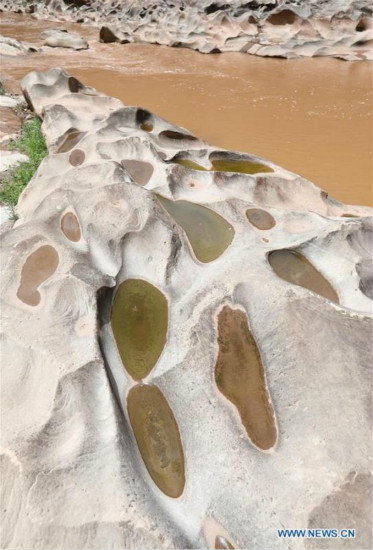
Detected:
[
  {"left": 268, "top": 249, "right": 339, "bottom": 303},
  {"left": 17, "top": 245, "right": 59, "bottom": 306},
  {"left": 172, "top": 158, "right": 207, "bottom": 171},
  {"left": 127, "top": 383, "right": 185, "bottom": 498},
  {"left": 172, "top": 157, "right": 273, "bottom": 174},
  {"left": 111, "top": 279, "right": 168, "bottom": 380},
  {"left": 157, "top": 195, "right": 235, "bottom": 263}
]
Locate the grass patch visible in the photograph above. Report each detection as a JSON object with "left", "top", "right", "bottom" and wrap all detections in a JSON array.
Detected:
[{"left": 0, "top": 115, "right": 48, "bottom": 210}]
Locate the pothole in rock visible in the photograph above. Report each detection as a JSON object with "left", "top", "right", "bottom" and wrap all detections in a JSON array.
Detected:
[
  {"left": 17, "top": 245, "right": 59, "bottom": 306},
  {"left": 157, "top": 195, "right": 235, "bottom": 263},
  {"left": 215, "top": 305, "right": 277, "bottom": 451},
  {"left": 246, "top": 208, "right": 276, "bottom": 230},
  {"left": 61, "top": 211, "right": 81, "bottom": 242},
  {"left": 268, "top": 249, "right": 339, "bottom": 303},
  {"left": 215, "top": 535, "right": 235, "bottom": 549},
  {"left": 69, "top": 149, "right": 85, "bottom": 166},
  {"left": 136, "top": 108, "right": 154, "bottom": 132},
  {"left": 121, "top": 159, "right": 154, "bottom": 186},
  {"left": 56, "top": 130, "right": 86, "bottom": 153},
  {"left": 111, "top": 278, "right": 168, "bottom": 380},
  {"left": 172, "top": 155, "right": 273, "bottom": 174},
  {"left": 127, "top": 383, "right": 185, "bottom": 498},
  {"left": 160, "top": 130, "right": 198, "bottom": 142}
]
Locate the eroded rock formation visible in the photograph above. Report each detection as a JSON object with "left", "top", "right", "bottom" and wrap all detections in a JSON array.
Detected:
[
  {"left": 0, "top": 34, "right": 38, "bottom": 55},
  {"left": 40, "top": 28, "right": 89, "bottom": 49},
  {"left": 0, "top": 68, "right": 372, "bottom": 549},
  {"left": 0, "top": 0, "right": 372, "bottom": 60}
]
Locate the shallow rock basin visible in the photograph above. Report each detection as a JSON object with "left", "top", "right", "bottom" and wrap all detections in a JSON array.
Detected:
[
  {"left": 111, "top": 278, "right": 168, "bottom": 380},
  {"left": 246, "top": 208, "right": 276, "bottom": 230},
  {"left": 157, "top": 196, "right": 235, "bottom": 263},
  {"left": 268, "top": 249, "right": 339, "bottom": 303},
  {"left": 127, "top": 383, "right": 185, "bottom": 498},
  {"left": 173, "top": 157, "right": 273, "bottom": 174},
  {"left": 17, "top": 244, "right": 59, "bottom": 306},
  {"left": 60, "top": 212, "right": 81, "bottom": 242},
  {"left": 215, "top": 306, "right": 277, "bottom": 451}
]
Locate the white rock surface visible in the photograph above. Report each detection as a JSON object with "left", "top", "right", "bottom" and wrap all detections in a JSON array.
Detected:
[
  {"left": 0, "top": 34, "right": 37, "bottom": 55},
  {"left": 0, "top": 150, "right": 28, "bottom": 173},
  {"left": 40, "top": 28, "right": 89, "bottom": 50},
  {"left": 0, "top": 95, "right": 18, "bottom": 108},
  {"left": 0, "top": 68, "right": 372, "bottom": 549}
]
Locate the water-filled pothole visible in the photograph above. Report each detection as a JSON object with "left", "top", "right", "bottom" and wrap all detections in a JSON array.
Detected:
[
  {"left": 157, "top": 196, "right": 235, "bottom": 263},
  {"left": 127, "top": 383, "right": 185, "bottom": 498},
  {"left": 268, "top": 249, "right": 339, "bottom": 303},
  {"left": 210, "top": 158, "right": 273, "bottom": 174},
  {"left": 172, "top": 156, "right": 273, "bottom": 174},
  {"left": 160, "top": 130, "right": 198, "bottom": 141},
  {"left": 17, "top": 245, "right": 59, "bottom": 306},
  {"left": 111, "top": 279, "right": 168, "bottom": 380},
  {"left": 61, "top": 212, "right": 81, "bottom": 242},
  {"left": 69, "top": 149, "right": 85, "bottom": 166},
  {"left": 56, "top": 130, "right": 86, "bottom": 153},
  {"left": 140, "top": 123, "right": 154, "bottom": 132},
  {"left": 215, "top": 306, "right": 277, "bottom": 451},
  {"left": 246, "top": 208, "right": 276, "bottom": 230},
  {"left": 121, "top": 159, "right": 154, "bottom": 186},
  {"left": 215, "top": 536, "right": 235, "bottom": 549},
  {"left": 172, "top": 158, "right": 207, "bottom": 171}
]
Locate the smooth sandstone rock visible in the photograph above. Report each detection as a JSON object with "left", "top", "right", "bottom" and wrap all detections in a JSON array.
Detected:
[
  {"left": 40, "top": 28, "right": 89, "bottom": 50},
  {"left": 0, "top": 34, "right": 37, "bottom": 55},
  {"left": 0, "top": 68, "right": 372, "bottom": 549}
]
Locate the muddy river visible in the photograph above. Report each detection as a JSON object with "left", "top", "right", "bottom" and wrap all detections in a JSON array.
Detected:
[{"left": 1, "top": 12, "right": 372, "bottom": 205}]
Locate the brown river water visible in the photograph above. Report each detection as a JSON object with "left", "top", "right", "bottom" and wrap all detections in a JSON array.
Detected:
[{"left": 1, "top": 12, "right": 372, "bottom": 205}]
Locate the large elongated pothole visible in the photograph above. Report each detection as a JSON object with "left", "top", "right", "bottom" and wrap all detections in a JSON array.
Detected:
[
  {"left": 127, "top": 383, "right": 185, "bottom": 498},
  {"left": 215, "top": 306, "right": 277, "bottom": 451},
  {"left": 268, "top": 249, "right": 339, "bottom": 303},
  {"left": 173, "top": 156, "right": 273, "bottom": 174}
]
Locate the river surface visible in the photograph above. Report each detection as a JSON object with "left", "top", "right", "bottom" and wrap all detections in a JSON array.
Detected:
[{"left": 1, "top": 12, "right": 372, "bottom": 205}]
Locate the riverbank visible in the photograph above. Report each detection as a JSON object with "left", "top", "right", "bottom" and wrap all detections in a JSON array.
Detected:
[
  {"left": 1, "top": 0, "right": 372, "bottom": 60},
  {"left": 1, "top": 12, "right": 372, "bottom": 205}
]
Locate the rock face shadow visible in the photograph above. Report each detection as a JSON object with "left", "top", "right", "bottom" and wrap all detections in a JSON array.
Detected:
[{"left": 215, "top": 306, "right": 277, "bottom": 451}]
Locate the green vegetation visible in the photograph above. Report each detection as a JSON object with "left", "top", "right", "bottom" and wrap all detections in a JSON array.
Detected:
[{"left": 0, "top": 115, "right": 48, "bottom": 210}]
